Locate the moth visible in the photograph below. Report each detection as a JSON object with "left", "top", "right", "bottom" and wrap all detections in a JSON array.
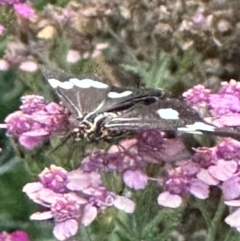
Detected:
[{"left": 41, "top": 66, "right": 238, "bottom": 142}]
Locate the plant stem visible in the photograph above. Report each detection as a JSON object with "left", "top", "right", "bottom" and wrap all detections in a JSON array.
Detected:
[{"left": 206, "top": 196, "right": 226, "bottom": 241}]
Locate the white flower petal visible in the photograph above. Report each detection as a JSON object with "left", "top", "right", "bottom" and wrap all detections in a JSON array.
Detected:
[
  {"left": 197, "top": 168, "right": 219, "bottom": 185},
  {"left": 157, "top": 191, "right": 182, "bottom": 208},
  {"left": 22, "top": 182, "right": 43, "bottom": 193},
  {"left": 225, "top": 209, "right": 240, "bottom": 228},
  {"left": 81, "top": 205, "right": 97, "bottom": 226},
  {"left": 113, "top": 196, "right": 136, "bottom": 213},
  {"left": 30, "top": 211, "right": 52, "bottom": 220},
  {"left": 19, "top": 61, "right": 38, "bottom": 72},
  {"left": 208, "top": 159, "right": 237, "bottom": 181},
  {"left": 225, "top": 200, "right": 240, "bottom": 207},
  {"left": 53, "top": 219, "right": 78, "bottom": 241},
  {"left": 189, "top": 179, "right": 209, "bottom": 199}
]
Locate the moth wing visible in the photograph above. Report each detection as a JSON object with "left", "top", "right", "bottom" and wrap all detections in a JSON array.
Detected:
[
  {"left": 41, "top": 65, "right": 164, "bottom": 118},
  {"left": 46, "top": 78, "right": 163, "bottom": 119},
  {"left": 41, "top": 65, "right": 110, "bottom": 118},
  {"left": 93, "top": 86, "right": 164, "bottom": 114},
  {"left": 104, "top": 98, "right": 216, "bottom": 133},
  {"left": 53, "top": 86, "right": 110, "bottom": 118}
]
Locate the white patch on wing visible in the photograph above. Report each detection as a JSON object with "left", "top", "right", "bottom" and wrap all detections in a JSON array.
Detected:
[
  {"left": 47, "top": 78, "right": 59, "bottom": 88},
  {"left": 157, "top": 108, "right": 179, "bottom": 120},
  {"left": 177, "top": 129, "right": 203, "bottom": 134},
  {"left": 69, "top": 78, "right": 108, "bottom": 89},
  {"left": 60, "top": 81, "right": 74, "bottom": 89},
  {"left": 108, "top": 91, "right": 133, "bottom": 98},
  {"left": 48, "top": 78, "right": 74, "bottom": 89},
  {"left": 178, "top": 122, "right": 215, "bottom": 133}
]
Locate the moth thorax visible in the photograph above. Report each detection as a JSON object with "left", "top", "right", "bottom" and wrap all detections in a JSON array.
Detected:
[{"left": 79, "top": 121, "right": 94, "bottom": 133}]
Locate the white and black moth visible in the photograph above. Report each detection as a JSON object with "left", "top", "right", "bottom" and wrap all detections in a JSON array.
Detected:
[{"left": 41, "top": 66, "right": 239, "bottom": 142}]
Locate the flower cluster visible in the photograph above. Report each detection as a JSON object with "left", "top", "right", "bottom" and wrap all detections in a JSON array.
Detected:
[
  {"left": 13, "top": 3, "right": 35, "bottom": 19},
  {"left": 2, "top": 79, "right": 240, "bottom": 239},
  {"left": 1, "top": 95, "right": 69, "bottom": 150},
  {"left": 183, "top": 80, "right": 240, "bottom": 128},
  {"left": 0, "top": 24, "right": 4, "bottom": 35},
  {"left": 81, "top": 130, "right": 209, "bottom": 208},
  {"left": 23, "top": 165, "right": 135, "bottom": 241},
  {"left": 189, "top": 138, "right": 240, "bottom": 232},
  {"left": 0, "top": 1, "right": 35, "bottom": 39},
  {"left": 0, "top": 3, "right": 108, "bottom": 73},
  {"left": 0, "top": 0, "right": 26, "bottom": 5},
  {"left": 0, "top": 230, "right": 30, "bottom": 241},
  {"left": 0, "top": 1, "right": 35, "bottom": 18},
  {"left": 3, "top": 82, "right": 240, "bottom": 239},
  {"left": 66, "top": 43, "right": 109, "bottom": 64},
  {"left": 81, "top": 130, "right": 190, "bottom": 174},
  {"left": 0, "top": 1, "right": 38, "bottom": 72},
  {"left": 81, "top": 131, "right": 168, "bottom": 176}
]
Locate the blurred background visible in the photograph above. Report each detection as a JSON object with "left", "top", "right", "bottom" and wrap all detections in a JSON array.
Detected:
[{"left": 1, "top": 0, "right": 240, "bottom": 240}]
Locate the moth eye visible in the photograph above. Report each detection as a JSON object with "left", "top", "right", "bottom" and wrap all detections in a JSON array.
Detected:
[{"left": 157, "top": 108, "right": 179, "bottom": 120}]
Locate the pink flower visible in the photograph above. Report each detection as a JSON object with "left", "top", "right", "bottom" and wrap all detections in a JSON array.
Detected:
[
  {"left": 0, "top": 230, "right": 30, "bottom": 241},
  {"left": 13, "top": 3, "right": 35, "bottom": 19},
  {"left": 66, "top": 50, "right": 81, "bottom": 63},
  {"left": 158, "top": 167, "right": 210, "bottom": 208},
  {"left": 188, "top": 178, "right": 209, "bottom": 199},
  {"left": 91, "top": 43, "right": 109, "bottom": 58},
  {"left": 191, "top": 11, "right": 206, "bottom": 25},
  {"left": 191, "top": 147, "right": 216, "bottom": 168},
  {"left": 82, "top": 131, "right": 168, "bottom": 173},
  {"left": 23, "top": 165, "right": 136, "bottom": 240},
  {"left": 81, "top": 138, "right": 141, "bottom": 172},
  {"left": 113, "top": 195, "right": 135, "bottom": 213},
  {"left": 3, "top": 95, "right": 69, "bottom": 150},
  {"left": 158, "top": 191, "right": 183, "bottom": 208},
  {"left": 208, "top": 159, "right": 237, "bottom": 182},
  {"left": 0, "top": 0, "right": 22, "bottom": 5},
  {"left": 183, "top": 85, "right": 211, "bottom": 108},
  {"left": 163, "top": 167, "right": 192, "bottom": 195},
  {"left": 225, "top": 200, "right": 240, "bottom": 233},
  {"left": 209, "top": 113, "right": 240, "bottom": 127},
  {"left": 53, "top": 219, "right": 79, "bottom": 241},
  {"left": 30, "top": 193, "right": 96, "bottom": 241},
  {"left": 0, "top": 59, "right": 10, "bottom": 71},
  {"left": 123, "top": 169, "right": 148, "bottom": 190},
  {"left": 215, "top": 138, "right": 240, "bottom": 161},
  {"left": 209, "top": 94, "right": 240, "bottom": 116},
  {"left": 39, "top": 165, "right": 68, "bottom": 193},
  {"left": 11, "top": 231, "right": 30, "bottom": 241},
  {"left": 66, "top": 169, "right": 102, "bottom": 191},
  {"left": 82, "top": 151, "right": 127, "bottom": 172},
  {"left": 0, "top": 24, "right": 4, "bottom": 35},
  {"left": 222, "top": 175, "right": 240, "bottom": 200},
  {"left": 196, "top": 168, "right": 219, "bottom": 186},
  {"left": 219, "top": 79, "right": 240, "bottom": 98},
  {"left": 20, "top": 95, "right": 46, "bottom": 114},
  {"left": 23, "top": 179, "right": 96, "bottom": 241},
  {"left": 19, "top": 61, "right": 38, "bottom": 72},
  {"left": 182, "top": 80, "right": 240, "bottom": 131}
]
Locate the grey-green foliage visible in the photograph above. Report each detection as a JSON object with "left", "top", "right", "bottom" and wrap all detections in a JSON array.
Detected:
[
  {"left": 122, "top": 51, "right": 172, "bottom": 89},
  {"left": 122, "top": 49, "right": 203, "bottom": 94}
]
